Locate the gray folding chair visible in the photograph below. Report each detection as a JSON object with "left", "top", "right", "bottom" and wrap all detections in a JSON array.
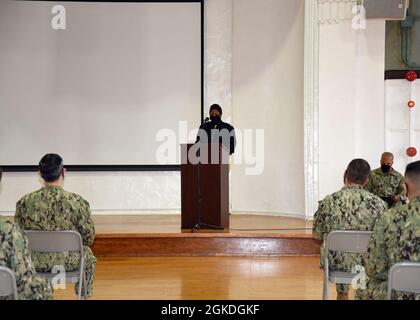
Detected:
[
  {"left": 0, "top": 266, "right": 18, "bottom": 300},
  {"left": 25, "top": 230, "right": 87, "bottom": 300},
  {"left": 387, "top": 262, "right": 420, "bottom": 300},
  {"left": 323, "top": 230, "right": 373, "bottom": 300}
]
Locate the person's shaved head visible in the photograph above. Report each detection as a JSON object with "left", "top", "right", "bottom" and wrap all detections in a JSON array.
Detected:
[
  {"left": 404, "top": 161, "right": 420, "bottom": 200},
  {"left": 381, "top": 152, "right": 394, "bottom": 161}
]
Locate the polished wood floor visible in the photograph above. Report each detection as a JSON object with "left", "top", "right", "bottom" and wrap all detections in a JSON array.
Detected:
[
  {"left": 93, "top": 214, "right": 313, "bottom": 237},
  {"left": 5, "top": 213, "right": 313, "bottom": 236},
  {"left": 53, "top": 256, "right": 355, "bottom": 300}
]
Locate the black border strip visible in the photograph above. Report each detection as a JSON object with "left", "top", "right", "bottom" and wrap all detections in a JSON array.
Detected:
[
  {"left": 385, "top": 70, "right": 420, "bottom": 80},
  {"left": 6, "top": 0, "right": 204, "bottom": 172}
]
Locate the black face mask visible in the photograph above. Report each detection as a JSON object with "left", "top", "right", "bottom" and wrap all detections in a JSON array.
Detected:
[
  {"left": 381, "top": 164, "right": 391, "bottom": 173},
  {"left": 210, "top": 115, "right": 221, "bottom": 123}
]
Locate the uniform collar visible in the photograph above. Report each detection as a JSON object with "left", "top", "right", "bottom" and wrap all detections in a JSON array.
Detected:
[
  {"left": 342, "top": 185, "right": 363, "bottom": 191},
  {"left": 43, "top": 184, "right": 63, "bottom": 190},
  {"left": 377, "top": 167, "right": 396, "bottom": 176}
]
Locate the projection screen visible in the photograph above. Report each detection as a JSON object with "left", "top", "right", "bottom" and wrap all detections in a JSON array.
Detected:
[{"left": 0, "top": 0, "right": 202, "bottom": 167}]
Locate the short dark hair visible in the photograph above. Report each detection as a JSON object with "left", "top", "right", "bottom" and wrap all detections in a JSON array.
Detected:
[
  {"left": 209, "top": 104, "right": 222, "bottom": 115},
  {"left": 346, "top": 159, "right": 371, "bottom": 185},
  {"left": 39, "top": 154, "right": 64, "bottom": 182},
  {"left": 0, "top": 166, "right": 2, "bottom": 182},
  {"left": 405, "top": 161, "right": 420, "bottom": 182}
]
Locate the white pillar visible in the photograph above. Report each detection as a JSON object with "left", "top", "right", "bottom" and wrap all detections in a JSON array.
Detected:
[
  {"left": 304, "top": 0, "right": 320, "bottom": 219},
  {"left": 204, "top": 0, "right": 233, "bottom": 122}
]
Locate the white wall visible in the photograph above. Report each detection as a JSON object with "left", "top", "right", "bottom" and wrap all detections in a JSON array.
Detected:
[
  {"left": 0, "top": 0, "right": 233, "bottom": 215},
  {"left": 385, "top": 80, "right": 420, "bottom": 174},
  {"left": 0, "top": 1, "right": 394, "bottom": 219},
  {"left": 0, "top": 0, "right": 206, "bottom": 215},
  {"left": 0, "top": 1, "right": 202, "bottom": 166},
  {"left": 205, "top": 0, "right": 233, "bottom": 120},
  {"left": 230, "top": 0, "right": 305, "bottom": 217},
  {"left": 318, "top": 19, "right": 386, "bottom": 202},
  {"left": 0, "top": 0, "right": 307, "bottom": 217},
  {"left": 0, "top": 1, "right": 204, "bottom": 215},
  {"left": 0, "top": 171, "right": 180, "bottom": 215}
]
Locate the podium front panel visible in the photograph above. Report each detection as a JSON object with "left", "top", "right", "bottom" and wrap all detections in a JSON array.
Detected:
[{"left": 180, "top": 143, "right": 230, "bottom": 229}]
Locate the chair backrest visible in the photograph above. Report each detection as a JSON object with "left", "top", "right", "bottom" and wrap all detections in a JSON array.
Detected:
[
  {"left": 0, "top": 266, "right": 19, "bottom": 300},
  {"left": 25, "top": 230, "right": 83, "bottom": 253},
  {"left": 25, "top": 230, "right": 85, "bottom": 300},
  {"left": 387, "top": 262, "right": 420, "bottom": 299},
  {"left": 326, "top": 230, "right": 373, "bottom": 254}
]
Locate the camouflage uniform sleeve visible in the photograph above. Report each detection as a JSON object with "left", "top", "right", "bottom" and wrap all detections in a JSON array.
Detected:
[
  {"left": 1, "top": 221, "right": 53, "bottom": 300},
  {"left": 14, "top": 198, "right": 25, "bottom": 229},
  {"left": 6, "top": 223, "right": 37, "bottom": 290},
  {"left": 375, "top": 197, "right": 388, "bottom": 219},
  {"left": 396, "top": 175, "right": 408, "bottom": 204},
  {"left": 366, "top": 172, "right": 374, "bottom": 194},
  {"left": 312, "top": 198, "right": 329, "bottom": 241},
  {"left": 75, "top": 197, "right": 96, "bottom": 246},
  {"left": 365, "top": 212, "right": 390, "bottom": 281}
]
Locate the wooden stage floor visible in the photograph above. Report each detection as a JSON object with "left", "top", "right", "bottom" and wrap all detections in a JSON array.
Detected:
[
  {"left": 92, "top": 214, "right": 321, "bottom": 257},
  {"left": 93, "top": 214, "right": 313, "bottom": 235}
]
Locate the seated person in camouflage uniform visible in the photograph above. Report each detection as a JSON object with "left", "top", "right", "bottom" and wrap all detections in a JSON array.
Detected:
[
  {"left": 0, "top": 167, "right": 53, "bottom": 300},
  {"left": 366, "top": 152, "right": 407, "bottom": 208},
  {"left": 313, "top": 159, "right": 387, "bottom": 300},
  {"left": 14, "top": 155, "right": 96, "bottom": 298},
  {"left": 357, "top": 160, "right": 420, "bottom": 300}
]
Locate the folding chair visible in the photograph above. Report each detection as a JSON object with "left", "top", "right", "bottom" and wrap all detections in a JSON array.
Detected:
[
  {"left": 387, "top": 262, "right": 420, "bottom": 300},
  {"left": 323, "top": 230, "right": 373, "bottom": 300},
  {"left": 0, "top": 266, "right": 18, "bottom": 300},
  {"left": 25, "top": 230, "right": 87, "bottom": 300}
]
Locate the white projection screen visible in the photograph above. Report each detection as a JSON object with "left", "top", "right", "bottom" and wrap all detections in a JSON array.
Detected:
[{"left": 0, "top": 0, "right": 202, "bottom": 167}]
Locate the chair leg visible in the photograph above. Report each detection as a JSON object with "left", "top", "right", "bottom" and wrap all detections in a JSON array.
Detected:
[
  {"left": 77, "top": 266, "right": 84, "bottom": 300},
  {"left": 323, "top": 279, "right": 329, "bottom": 300},
  {"left": 323, "top": 267, "right": 329, "bottom": 300},
  {"left": 77, "top": 279, "right": 82, "bottom": 300},
  {"left": 83, "top": 271, "right": 88, "bottom": 299}
]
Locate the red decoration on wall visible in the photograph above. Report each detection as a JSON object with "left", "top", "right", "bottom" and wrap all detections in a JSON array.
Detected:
[
  {"left": 408, "top": 101, "right": 416, "bottom": 108},
  {"left": 405, "top": 70, "right": 418, "bottom": 82},
  {"left": 407, "top": 147, "right": 417, "bottom": 157}
]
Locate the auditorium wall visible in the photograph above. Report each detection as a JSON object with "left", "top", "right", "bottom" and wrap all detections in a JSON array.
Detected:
[
  {"left": 318, "top": 18, "right": 386, "bottom": 202},
  {"left": 0, "top": 0, "right": 390, "bottom": 219},
  {"left": 0, "top": 0, "right": 307, "bottom": 217},
  {"left": 230, "top": 0, "right": 306, "bottom": 217}
]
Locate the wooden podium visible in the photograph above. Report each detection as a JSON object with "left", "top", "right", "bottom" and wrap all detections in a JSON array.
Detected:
[{"left": 180, "top": 143, "right": 230, "bottom": 230}]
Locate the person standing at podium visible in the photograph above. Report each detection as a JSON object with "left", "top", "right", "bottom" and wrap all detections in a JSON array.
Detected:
[{"left": 196, "top": 104, "right": 236, "bottom": 155}]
